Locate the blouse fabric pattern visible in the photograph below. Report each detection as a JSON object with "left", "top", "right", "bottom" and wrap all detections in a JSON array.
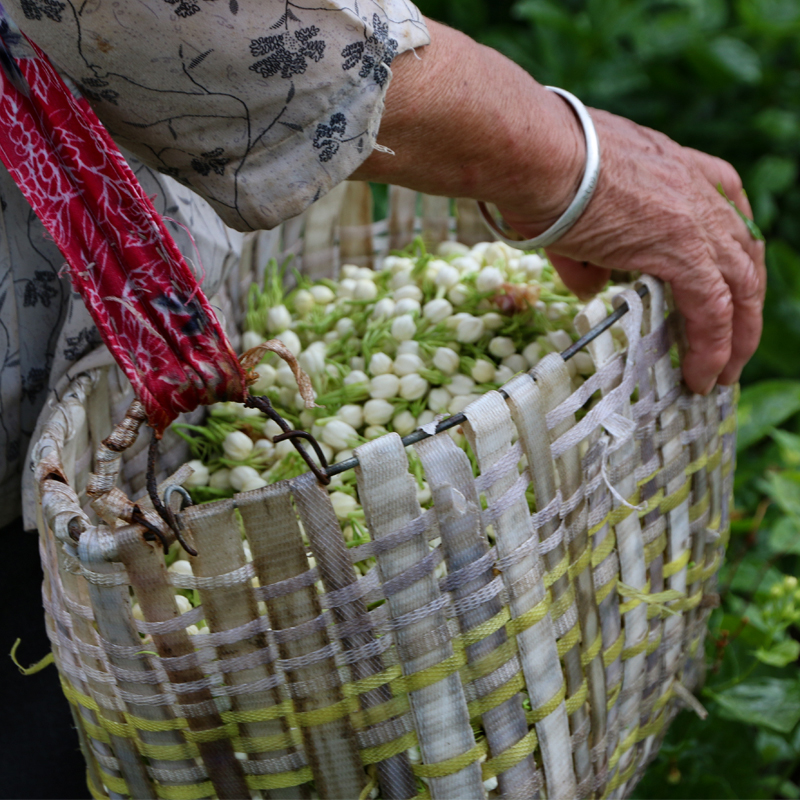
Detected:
[{"left": 0, "top": 1, "right": 429, "bottom": 526}]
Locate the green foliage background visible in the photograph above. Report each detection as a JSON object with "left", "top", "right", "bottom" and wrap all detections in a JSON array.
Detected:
[{"left": 413, "top": 1, "right": 800, "bottom": 796}]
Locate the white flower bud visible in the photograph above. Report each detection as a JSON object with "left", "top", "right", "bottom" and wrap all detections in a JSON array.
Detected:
[
  {"left": 394, "top": 298, "right": 421, "bottom": 317},
  {"left": 330, "top": 492, "right": 358, "bottom": 520},
  {"left": 335, "top": 449, "right": 354, "bottom": 463},
  {"left": 449, "top": 393, "right": 479, "bottom": 415},
  {"left": 240, "top": 475, "right": 268, "bottom": 493},
  {"left": 417, "top": 482, "right": 432, "bottom": 506},
  {"left": 266, "top": 304, "right": 291, "bottom": 333},
  {"left": 471, "top": 359, "right": 496, "bottom": 384},
  {"left": 250, "top": 363, "right": 276, "bottom": 394},
  {"left": 230, "top": 465, "right": 260, "bottom": 492},
  {"left": 276, "top": 362, "right": 297, "bottom": 389},
  {"left": 209, "top": 468, "right": 232, "bottom": 490},
  {"left": 369, "top": 373, "right": 400, "bottom": 399},
  {"left": 482, "top": 312, "right": 504, "bottom": 330},
  {"left": 495, "top": 365, "right": 515, "bottom": 384},
  {"left": 223, "top": 431, "right": 254, "bottom": 461},
  {"left": 349, "top": 356, "right": 365, "bottom": 371},
  {"left": 175, "top": 594, "right": 193, "bottom": 615},
  {"left": 364, "top": 398, "right": 395, "bottom": 426},
  {"left": 183, "top": 459, "right": 210, "bottom": 488},
  {"left": 455, "top": 314, "right": 484, "bottom": 343},
  {"left": 365, "top": 425, "right": 388, "bottom": 440},
  {"left": 399, "top": 373, "right": 428, "bottom": 400},
  {"left": 209, "top": 401, "right": 239, "bottom": 417},
  {"left": 168, "top": 559, "right": 193, "bottom": 576},
  {"left": 428, "top": 387, "right": 451, "bottom": 412},
  {"left": 337, "top": 278, "right": 357, "bottom": 299},
  {"left": 338, "top": 404, "right": 363, "bottom": 429},
  {"left": 293, "top": 289, "right": 315, "bottom": 315},
  {"left": 447, "top": 284, "right": 470, "bottom": 306},
  {"left": 489, "top": 336, "right": 516, "bottom": 359},
  {"left": 423, "top": 298, "right": 453, "bottom": 324},
  {"left": 354, "top": 279, "right": 378, "bottom": 301},
  {"left": 393, "top": 410, "right": 417, "bottom": 436},
  {"left": 502, "top": 354, "right": 527, "bottom": 374},
  {"left": 344, "top": 369, "right": 368, "bottom": 385},
  {"left": 310, "top": 284, "right": 335, "bottom": 304},
  {"left": 131, "top": 603, "right": 144, "bottom": 621},
  {"left": 418, "top": 410, "right": 436, "bottom": 428},
  {"left": 236, "top": 403, "right": 262, "bottom": 419},
  {"left": 335, "top": 317, "right": 355, "bottom": 336},
  {"left": 519, "top": 254, "right": 546, "bottom": 279},
  {"left": 476, "top": 266, "right": 504, "bottom": 293},
  {"left": 391, "top": 270, "right": 413, "bottom": 290},
  {"left": 452, "top": 255, "right": 480, "bottom": 274},
  {"left": 394, "top": 353, "right": 424, "bottom": 377},
  {"left": 384, "top": 255, "right": 414, "bottom": 273},
  {"left": 547, "top": 301, "right": 570, "bottom": 320},
  {"left": 276, "top": 329, "right": 301, "bottom": 357},
  {"left": 318, "top": 443, "right": 334, "bottom": 465},
  {"left": 324, "top": 330, "right": 338, "bottom": 344},
  {"left": 448, "top": 373, "right": 475, "bottom": 396},
  {"left": 252, "top": 439, "right": 274, "bottom": 462},
  {"left": 241, "top": 330, "right": 263, "bottom": 351},
  {"left": 395, "top": 284, "right": 423, "bottom": 302},
  {"left": 483, "top": 777, "right": 499, "bottom": 792},
  {"left": 274, "top": 439, "right": 295, "bottom": 458},
  {"left": 299, "top": 341, "right": 326, "bottom": 377},
  {"left": 278, "top": 386, "right": 295, "bottom": 408},
  {"left": 321, "top": 419, "right": 358, "bottom": 452},
  {"left": 369, "top": 352, "right": 393, "bottom": 376},
  {"left": 342, "top": 264, "right": 359, "bottom": 279},
  {"left": 437, "top": 241, "right": 470, "bottom": 258},
  {"left": 470, "top": 241, "right": 492, "bottom": 261},
  {"left": 397, "top": 340, "right": 420, "bottom": 356},
  {"left": 372, "top": 298, "right": 395, "bottom": 320},
  {"left": 391, "top": 314, "right": 417, "bottom": 342},
  {"left": 573, "top": 351, "right": 595, "bottom": 376},
  {"left": 433, "top": 347, "right": 460, "bottom": 375},
  {"left": 547, "top": 329, "right": 573, "bottom": 351},
  {"left": 522, "top": 342, "right": 542, "bottom": 368},
  {"left": 263, "top": 419, "right": 283, "bottom": 439},
  {"left": 357, "top": 267, "right": 376, "bottom": 280},
  {"left": 434, "top": 263, "right": 460, "bottom": 290}
]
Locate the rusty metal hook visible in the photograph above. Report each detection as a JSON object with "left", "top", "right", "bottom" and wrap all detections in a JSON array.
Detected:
[
  {"left": 147, "top": 432, "right": 199, "bottom": 556},
  {"left": 245, "top": 393, "right": 331, "bottom": 486}
]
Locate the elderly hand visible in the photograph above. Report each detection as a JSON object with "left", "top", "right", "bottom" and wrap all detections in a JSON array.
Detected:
[{"left": 354, "top": 19, "right": 766, "bottom": 394}]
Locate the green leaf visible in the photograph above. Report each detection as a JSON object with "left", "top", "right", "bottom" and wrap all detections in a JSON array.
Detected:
[
  {"left": 708, "top": 677, "right": 800, "bottom": 733},
  {"left": 755, "top": 638, "right": 800, "bottom": 667},
  {"left": 706, "top": 36, "right": 763, "bottom": 84},
  {"left": 766, "top": 515, "right": 800, "bottom": 556},
  {"left": 737, "top": 380, "right": 800, "bottom": 450},
  {"left": 770, "top": 428, "right": 800, "bottom": 467},
  {"left": 761, "top": 470, "right": 800, "bottom": 518}
]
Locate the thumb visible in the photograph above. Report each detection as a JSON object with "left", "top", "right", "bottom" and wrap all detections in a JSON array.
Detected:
[{"left": 546, "top": 253, "right": 610, "bottom": 300}]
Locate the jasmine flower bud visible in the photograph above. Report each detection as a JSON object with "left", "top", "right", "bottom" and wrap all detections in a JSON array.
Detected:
[
  {"left": 241, "top": 330, "right": 263, "bottom": 351},
  {"left": 428, "top": 388, "right": 451, "bottom": 412},
  {"left": 452, "top": 255, "right": 480, "bottom": 274},
  {"left": 310, "top": 285, "right": 335, "bottom": 305},
  {"left": 437, "top": 241, "right": 470, "bottom": 258},
  {"left": 481, "top": 312, "right": 504, "bottom": 330},
  {"left": 209, "top": 468, "right": 232, "bottom": 490},
  {"left": 394, "top": 284, "right": 423, "bottom": 302},
  {"left": 448, "top": 374, "right": 476, "bottom": 396},
  {"left": 330, "top": 491, "right": 358, "bottom": 520},
  {"left": 250, "top": 363, "right": 277, "bottom": 394},
  {"left": 433, "top": 346, "right": 460, "bottom": 375},
  {"left": 423, "top": 298, "right": 453, "bottom": 323},
  {"left": 372, "top": 298, "right": 395, "bottom": 320},
  {"left": 276, "top": 329, "right": 301, "bottom": 357},
  {"left": 321, "top": 420, "right": 358, "bottom": 452},
  {"left": 471, "top": 359, "right": 496, "bottom": 384},
  {"left": 456, "top": 314, "right": 484, "bottom": 343},
  {"left": 369, "top": 373, "right": 400, "bottom": 399},
  {"left": 394, "top": 353, "right": 424, "bottom": 377},
  {"left": 434, "top": 263, "right": 460, "bottom": 290},
  {"left": 477, "top": 267, "right": 504, "bottom": 293},
  {"left": 335, "top": 317, "right": 355, "bottom": 336},
  {"left": 230, "top": 465, "right": 261, "bottom": 492},
  {"left": 369, "top": 352, "right": 393, "bottom": 376},
  {"left": 391, "top": 314, "right": 417, "bottom": 342},
  {"left": 266, "top": 304, "right": 291, "bottom": 333},
  {"left": 393, "top": 410, "right": 417, "bottom": 436},
  {"left": 399, "top": 373, "right": 428, "bottom": 400},
  {"left": 364, "top": 425, "right": 388, "bottom": 440},
  {"left": 489, "top": 336, "right": 516, "bottom": 359},
  {"left": 354, "top": 279, "right": 378, "bottom": 301},
  {"left": 547, "top": 329, "right": 573, "bottom": 351},
  {"left": 522, "top": 342, "right": 541, "bottom": 368},
  {"left": 502, "top": 354, "right": 527, "bottom": 374},
  {"left": 223, "top": 431, "right": 254, "bottom": 461},
  {"left": 184, "top": 460, "right": 210, "bottom": 488},
  {"left": 294, "top": 289, "right": 315, "bottom": 315},
  {"left": 338, "top": 404, "right": 364, "bottom": 429},
  {"left": 394, "top": 298, "right": 421, "bottom": 317},
  {"left": 337, "top": 278, "right": 356, "bottom": 299},
  {"left": 397, "top": 340, "right": 420, "bottom": 356}
]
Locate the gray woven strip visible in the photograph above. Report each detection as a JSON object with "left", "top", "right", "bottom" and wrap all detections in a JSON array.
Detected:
[
  {"left": 277, "top": 640, "right": 340, "bottom": 672},
  {"left": 255, "top": 566, "right": 319, "bottom": 601},
  {"left": 380, "top": 546, "right": 443, "bottom": 600},
  {"left": 320, "top": 567, "right": 380, "bottom": 609},
  {"left": 475, "top": 439, "right": 523, "bottom": 493},
  {"left": 79, "top": 567, "right": 130, "bottom": 586},
  {"left": 348, "top": 511, "right": 434, "bottom": 563},
  {"left": 135, "top": 605, "right": 205, "bottom": 635},
  {"left": 449, "top": 575, "right": 505, "bottom": 617},
  {"left": 547, "top": 355, "right": 624, "bottom": 428},
  {"left": 270, "top": 612, "right": 330, "bottom": 645},
  {"left": 481, "top": 471, "right": 530, "bottom": 527},
  {"left": 530, "top": 490, "right": 562, "bottom": 529},
  {"left": 241, "top": 751, "right": 308, "bottom": 775},
  {"left": 382, "top": 592, "right": 451, "bottom": 631},
  {"left": 356, "top": 714, "right": 414, "bottom": 751},
  {"left": 335, "top": 633, "right": 393, "bottom": 666},
  {"left": 439, "top": 547, "right": 497, "bottom": 593},
  {"left": 168, "top": 562, "right": 255, "bottom": 591},
  {"left": 148, "top": 765, "right": 209, "bottom": 783}
]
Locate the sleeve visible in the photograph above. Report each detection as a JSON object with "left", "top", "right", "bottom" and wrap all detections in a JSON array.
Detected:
[{"left": 4, "top": 0, "right": 430, "bottom": 232}]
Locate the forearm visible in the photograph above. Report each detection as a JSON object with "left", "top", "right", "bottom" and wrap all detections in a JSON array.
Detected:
[{"left": 351, "top": 20, "right": 583, "bottom": 232}]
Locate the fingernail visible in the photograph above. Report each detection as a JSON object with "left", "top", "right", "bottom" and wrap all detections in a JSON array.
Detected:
[{"left": 699, "top": 378, "right": 716, "bottom": 396}]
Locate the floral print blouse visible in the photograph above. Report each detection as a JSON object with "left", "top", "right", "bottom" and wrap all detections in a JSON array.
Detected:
[{"left": 0, "top": 1, "right": 429, "bottom": 526}]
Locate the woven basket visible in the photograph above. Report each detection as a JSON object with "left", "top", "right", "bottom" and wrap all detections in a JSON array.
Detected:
[{"left": 30, "top": 182, "right": 736, "bottom": 800}]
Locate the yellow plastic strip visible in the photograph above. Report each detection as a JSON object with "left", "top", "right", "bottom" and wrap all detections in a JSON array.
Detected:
[
  {"left": 684, "top": 452, "right": 708, "bottom": 477},
  {"left": 461, "top": 636, "right": 518, "bottom": 686},
  {"left": 360, "top": 730, "right": 418, "bottom": 765},
  {"left": 86, "top": 770, "right": 106, "bottom": 800},
  {"left": 603, "top": 633, "right": 624, "bottom": 668},
  {"left": 526, "top": 682, "right": 567, "bottom": 725},
  {"left": 468, "top": 673, "right": 525, "bottom": 720},
  {"left": 549, "top": 585, "right": 575, "bottom": 622},
  {"left": 662, "top": 550, "right": 691, "bottom": 579},
  {"left": 719, "top": 414, "right": 737, "bottom": 436},
  {"left": 544, "top": 552, "right": 570, "bottom": 588},
  {"left": 222, "top": 698, "right": 293, "bottom": 726},
  {"left": 621, "top": 635, "right": 649, "bottom": 661},
  {"left": 481, "top": 728, "right": 539, "bottom": 779},
  {"left": 351, "top": 694, "right": 410, "bottom": 730},
  {"left": 595, "top": 577, "right": 616, "bottom": 605},
  {"left": 126, "top": 713, "right": 188, "bottom": 733},
  {"left": 565, "top": 678, "right": 589, "bottom": 716},
  {"left": 413, "top": 741, "right": 487, "bottom": 779},
  {"left": 591, "top": 530, "right": 616, "bottom": 568},
  {"left": 606, "top": 681, "right": 622, "bottom": 711},
  {"left": 245, "top": 768, "right": 314, "bottom": 791},
  {"left": 462, "top": 606, "right": 511, "bottom": 648},
  {"left": 581, "top": 633, "right": 602, "bottom": 667},
  {"left": 556, "top": 621, "right": 581, "bottom": 657},
  {"left": 506, "top": 595, "right": 551, "bottom": 638},
  {"left": 660, "top": 480, "right": 690, "bottom": 514},
  {"left": 568, "top": 544, "right": 592, "bottom": 580},
  {"left": 396, "top": 650, "right": 466, "bottom": 695},
  {"left": 184, "top": 722, "right": 238, "bottom": 744},
  {"left": 643, "top": 531, "right": 667, "bottom": 565},
  {"left": 81, "top": 718, "right": 111, "bottom": 745},
  {"left": 10, "top": 639, "right": 54, "bottom": 675},
  {"left": 138, "top": 739, "right": 199, "bottom": 761},
  {"left": 342, "top": 665, "right": 403, "bottom": 700},
  {"left": 689, "top": 492, "right": 710, "bottom": 522},
  {"left": 637, "top": 489, "right": 664, "bottom": 518},
  {"left": 155, "top": 782, "right": 215, "bottom": 800},
  {"left": 99, "top": 770, "right": 128, "bottom": 795},
  {"left": 232, "top": 731, "right": 296, "bottom": 754},
  {"left": 293, "top": 695, "right": 359, "bottom": 728}
]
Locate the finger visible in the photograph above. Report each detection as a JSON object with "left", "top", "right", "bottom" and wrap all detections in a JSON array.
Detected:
[
  {"left": 666, "top": 254, "right": 734, "bottom": 394},
  {"left": 546, "top": 253, "right": 611, "bottom": 300},
  {"left": 713, "top": 237, "right": 765, "bottom": 385},
  {"left": 687, "top": 148, "right": 753, "bottom": 218}
]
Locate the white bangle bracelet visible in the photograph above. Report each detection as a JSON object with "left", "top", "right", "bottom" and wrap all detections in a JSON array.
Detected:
[{"left": 477, "top": 86, "right": 600, "bottom": 250}]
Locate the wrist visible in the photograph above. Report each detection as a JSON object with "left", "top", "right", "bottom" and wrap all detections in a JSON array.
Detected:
[{"left": 351, "top": 20, "right": 584, "bottom": 233}]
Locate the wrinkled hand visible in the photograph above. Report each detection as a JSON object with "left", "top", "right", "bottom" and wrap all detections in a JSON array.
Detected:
[{"left": 500, "top": 109, "right": 766, "bottom": 395}]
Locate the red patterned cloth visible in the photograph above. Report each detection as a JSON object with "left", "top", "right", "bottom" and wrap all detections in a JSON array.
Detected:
[{"left": 0, "top": 34, "right": 246, "bottom": 435}]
